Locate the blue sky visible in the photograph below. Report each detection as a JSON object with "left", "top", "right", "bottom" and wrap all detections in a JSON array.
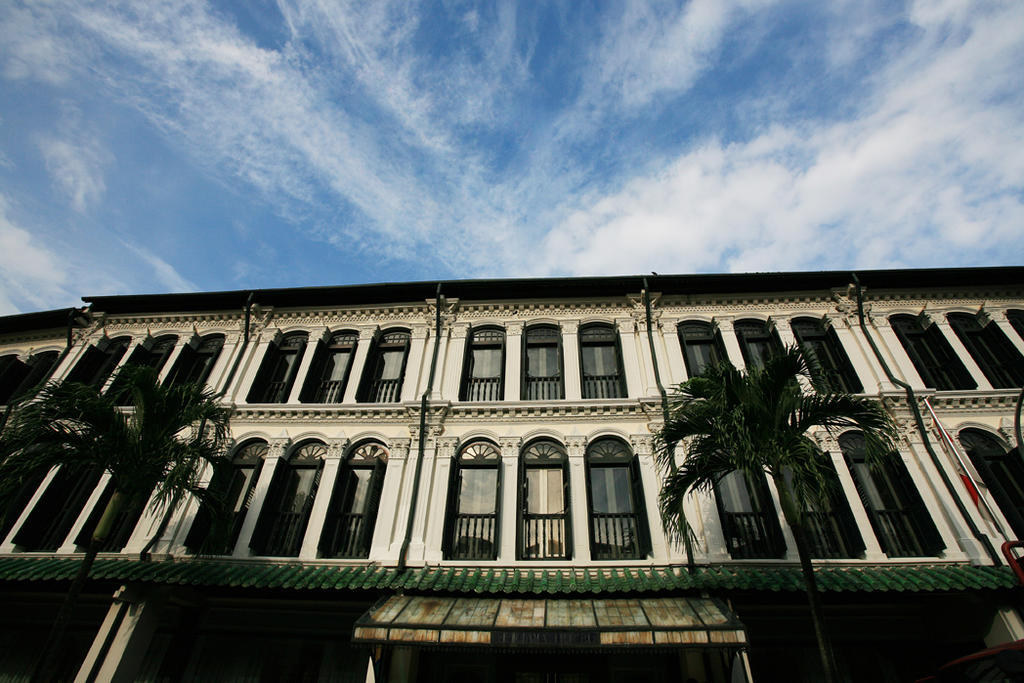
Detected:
[{"left": 0, "top": 0, "right": 1022, "bottom": 315}]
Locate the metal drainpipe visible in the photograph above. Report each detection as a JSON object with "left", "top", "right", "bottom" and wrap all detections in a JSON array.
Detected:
[
  {"left": 397, "top": 284, "right": 445, "bottom": 574},
  {"left": 850, "top": 273, "right": 1001, "bottom": 565},
  {"left": 139, "top": 292, "right": 254, "bottom": 561},
  {"left": 642, "top": 278, "right": 694, "bottom": 572}
]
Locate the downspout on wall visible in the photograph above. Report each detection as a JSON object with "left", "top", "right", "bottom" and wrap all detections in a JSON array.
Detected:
[
  {"left": 642, "top": 278, "right": 695, "bottom": 572},
  {"left": 850, "top": 273, "right": 1001, "bottom": 565},
  {"left": 397, "top": 284, "right": 445, "bottom": 574}
]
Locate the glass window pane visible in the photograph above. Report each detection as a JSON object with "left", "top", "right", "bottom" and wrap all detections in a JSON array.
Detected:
[
  {"left": 379, "top": 349, "right": 404, "bottom": 379},
  {"left": 527, "top": 347, "right": 558, "bottom": 378},
  {"left": 686, "top": 342, "right": 718, "bottom": 375},
  {"left": 286, "top": 469, "right": 318, "bottom": 513},
  {"left": 458, "top": 469, "right": 498, "bottom": 514},
  {"left": 582, "top": 345, "right": 617, "bottom": 376},
  {"left": 471, "top": 348, "right": 502, "bottom": 378},
  {"left": 590, "top": 467, "right": 631, "bottom": 513},
  {"left": 269, "top": 353, "right": 297, "bottom": 383},
  {"left": 325, "top": 350, "right": 352, "bottom": 382},
  {"left": 527, "top": 468, "right": 563, "bottom": 513},
  {"left": 343, "top": 469, "right": 373, "bottom": 514},
  {"left": 718, "top": 471, "right": 756, "bottom": 512}
]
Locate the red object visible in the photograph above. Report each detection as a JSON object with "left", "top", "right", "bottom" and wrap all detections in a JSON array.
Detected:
[
  {"left": 961, "top": 474, "right": 980, "bottom": 506},
  {"left": 915, "top": 639, "right": 1024, "bottom": 682},
  {"left": 1003, "top": 541, "right": 1024, "bottom": 586}
]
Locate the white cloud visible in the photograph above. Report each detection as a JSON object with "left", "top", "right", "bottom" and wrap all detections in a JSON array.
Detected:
[
  {"left": 0, "top": 5, "right": 76, "bottom": 85},
  {"left": 122, "top": 241, "right": 197, "bottom": 294},
  {"left": 0, "top": 195, "right": 71, "bottom": 314}
]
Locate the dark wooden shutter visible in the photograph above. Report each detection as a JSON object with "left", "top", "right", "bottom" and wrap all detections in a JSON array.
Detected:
[
  {"left": 13, "top": 466, "right": 102, "bottom": 550},
  {"left": 299, "top": 340, "right": 327, "bottom": 402},
  {"left": 441, "top": 458, "right": 462, "bottom": 558},
  {"left": 887, "top": 458, "right": 945, "bottom": 555},
  {"left": 249, "top": 460, "right": 287, "bottom": 553},
  {"left": 74, "top": 482, "right": 115, "bottom": 547},
  {"left": 629, "top": 458, "right": 652, "bottom": 557},
  {"left": 11, "top": 352, "right": 59, "bottom": 401},
  {"left": 166, "top": 343, "right": 197, "bottom": 387},
  {"left": 246, "top": 343, "right": 279, "bottom": 403},
  {"left": 318, "top": 466, "right": 350, "bottom": 556},
  {"left": 562, "top": 461, "right": 573, "bottom": 559},
  {"left": 184, "top": 461, "right": 234, "bottom": 552},
  {"left": 356, "top": 460, "right": 387, "bottom": 557}
]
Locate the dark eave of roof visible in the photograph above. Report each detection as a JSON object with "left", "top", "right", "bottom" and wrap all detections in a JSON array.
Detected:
[
  {"left": 80, "top": 266, "right": 1024, "bottom": 315},
  {"left": 0, "top": 307, "right": 90, "bottom": 335}
]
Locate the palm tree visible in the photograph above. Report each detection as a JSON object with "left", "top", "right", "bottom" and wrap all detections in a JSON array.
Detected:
[
  {"left": 0, "top": 364, "right": 232, "bottom": 682},
  {"left": 656, "top": 346, "right": 898, "bottom": 683}
]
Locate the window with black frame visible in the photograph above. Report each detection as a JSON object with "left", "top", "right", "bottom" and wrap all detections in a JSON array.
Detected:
[
  {"left": 358, "top": 330, "right": 410, "bottom": 403},
  {"left": 166, "top": 334, "right": 225, "bottom": 390},
  {"left": 733, "top": 320, "right": 782, "bottom": 369},
  {"left": 443, "top": 441, "right": 500, "bottom": 560},
  {"left": 714, "top": 470, "right": 786, "bottom": 559},
  {"left": 0, "top": 350, "right": 59, "bottom": 405},
  {"left": 1009, "top": 310, "right": 1024, "bottom": 341},
  {"left": 947, "top": 313, "right": 1024, "bottom": 389},
  {"left": 522, "top": 325, "right": 563, "bottom": 400},
  {"left": 301, "top": 331, "right": 358, "bottom": 403},
  {"left": 585, "top": 439, "right": 650, "bottom": 560},
  {"left": 319, "top": 441, "right": 388, "bottom": 558},
  {"left": 958, "top": 429, "right": 1024, "bottom": 538},
  {"left": 519, "top": 440, "right": 570, "bottom": 560},
  {"left": 579, "top": 324, "right": 626, "bottom": 399},
  {"left": 460, "top": 327, "right": 505, "bottom": 401},
  {"left": 790, "top": 318, "right": 863, "bottom": 393},
  {"left": 110, "top": 335, "right": 178, "bottom": 405},
  {"left": 250, "top": 441, "right": 325, "bottom": 557},
  {"left": 889, "top": 315, "right": 974, "bottom": 391},
  {"left": 185, "top": 440, "right": 267, "bottom": 555},
  {"left": 247, "top": 332, "right": 309, "bottom": 403},
  {"left": 64, "top": 336, "right": 131, "bottom": 390},
  {"left": 780, "top": 462, "right": 865, "bottom": 558},
  {"left": 678, "top": 321, "right": 728, "bottom": 378},
  {"left": 839, "top": 431, "right": 944, "bottom": 557},
  {"left": 73, "top": 482, "right": 149, "bottom": 552},
  {"left": 11, "top": 465, "right": 105, "bottom": 551}
]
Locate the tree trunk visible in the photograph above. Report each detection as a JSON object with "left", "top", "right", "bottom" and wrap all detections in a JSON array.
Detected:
[
  {"left": 31, "top": 491, "right": 126, "bottom": 683},
  {"left": 772, "top": 475, "right": 840, "bottom": 683}
]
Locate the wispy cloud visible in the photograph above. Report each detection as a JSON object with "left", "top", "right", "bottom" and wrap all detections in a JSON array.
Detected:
[{"left": 0, "top": 194, "right": 70, "bottom": 314}]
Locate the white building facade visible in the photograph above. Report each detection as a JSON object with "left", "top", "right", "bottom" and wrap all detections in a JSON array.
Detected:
[{"left": 0, "top": 267, "right": 1022, "bottom": 682}]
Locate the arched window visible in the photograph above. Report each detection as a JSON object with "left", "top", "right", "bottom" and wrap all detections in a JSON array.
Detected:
[
  {"left": 301, "top": 331, "right": 359, "bottom": 403},
  {"left": 0, "top": 350, "right": 59, "bottom": 405},
  {"left": 958, "top": 429, "right": 1024, "bottom": 537},
  {"left": 781, "top": 462, "right": 865, "bottom": 559},
  {"left": 585, "top": 439, "right": 650, "bottom": 560},
  {"left": 733, "top": 320, "right": 782, "bottom": 369},
  {"left": 65, "top": 336, "right": 131, "bottom": 389},
  {"left": 579, "top": 324, "right": 626, "bottom": 399},
  {"left": 111, "top": 335, "right": 179, "bottom": 405},
  {"left": 250, "top": 441, "right": 325, "bottom": 557},
  {"left": 839, "top": 432, "right": 944, "bottom": 557},
  {"left": 1008, "top": 310, "right": 1024, "bottom": 341},
  {"left": 461, "top": 327, "right": 505, "bottom": 401},
  {"left": 714, "top": 470, "right": 785, "bottom": 559},
  {"left": 790, "top": 318, "right": 863, "bottom": 393},
  {"left": 889, "top": 315, "right": 974, "bottom": 391},
  {"left": 247, "top": 332, "right": 309, "bottom": 403},
  {"left": 185, "top": 440, "right": 267, "bottom": 554},
  {"left": 678, "top": 321, "right": 728, "bottom": 378},
  {"left": 358, "top": 330, "right": 411, "bottom": 403},
  {"left": 11, "top": 465, "right": 104, "bottom": 551},
  {"left": 522, "top": 326, "right": 563, "bottom": 400},
  {"left": 443, "top": 441, "right": 501, "bottom": 560},
  {"left": 948, "top": 313, "right": 1024, "bottom": 389},
  {"left": 167, "top": 334, "right": 225, "bottom": 389},
  {"left": 320, "top": 441, "right": 388, "bottom": 558},
  {"left": 518, "top": 439, "right": 570, "bottom": 560}
]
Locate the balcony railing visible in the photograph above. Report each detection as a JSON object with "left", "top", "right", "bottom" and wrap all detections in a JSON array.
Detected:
[
  {"left": 464, "top": 377, "right": 502, "bottom": 402},
  {"left": 521, "top": 513, "right": 568, "bottom": 559},
  {"left": 804, "top": 510, "right": 861, "bottom": 558},
  {"left": 261, "top": 380, "right": 289, "bottom": 403},
  {"left": 367, "top": 378, "right": 401, "bottom": 403},
  {"left": 524, "top": 377, "right": 562, "bottom": 400},
  {"left": 313, "top": 379, "right": 345, "bottom": 403},
  {"left": 449, "top": 513, "right": 497, "bottom": 560},
  {"left": 581, "top": 374, "right": 625, "bottom": 399},
  {"left": 263, "top": 511, "right": 307, "bottom": 557},
  {"left": 873, "top": 508, "right": 931, "bottom": 557},
  {"left": 721, "top": 511, "right": 785, "bottom": 559},
  {"left": 322, "top": 512, "right": 367, "bottom": 558},
  {"left": 591, "top": 512, "right": 640, "bottom": 560}
]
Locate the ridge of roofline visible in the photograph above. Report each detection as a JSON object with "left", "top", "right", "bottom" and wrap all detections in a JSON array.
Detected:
[{"left": 66, "top": 264, "right": 1024, "bottom": 315}]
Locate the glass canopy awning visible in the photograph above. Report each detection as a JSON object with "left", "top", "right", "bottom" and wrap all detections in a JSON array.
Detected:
[{"left": 353, "top": 595, "right": 746, "bottom": 649}]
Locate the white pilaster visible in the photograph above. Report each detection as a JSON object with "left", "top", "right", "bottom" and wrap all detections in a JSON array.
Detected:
[
  {"left": 561, "top": 320, "right": 581, "bottom": 400},
  {"left": 287, "top": 330, "right": 325, "bottom": 403},
  {"left": 499, "top": 437, "right": 521, "bottom": 562},
  {"left": 374, "top": 439, "right": 410, "bottom": 561},
  {"left": 504, "top": 322, "right": 523, "bottom": 401},
  {"left": 404, "top": 325, "right": 431, "bottom": 402},
  {"left": 403, "top": 428, "right": 438, "bottom": 564},
  {"left": 566, "top": 436, "right": 590, "bottom": 561},
  {"left": 659, "top": 317, "right": 688, "bottom": 386},
  {"left": 424, "top": 437, "right": 458, "bottom": 563},
  {"left": 990, "top": 310, "right": 1024, "bottom": 357},
  {"left": 826, "top": 315, "right": 887, "bottom": 393},
  {"left": 156, "top": 337, "right": 190, "bottom": 384},
  {"left": 235, "top": 331, "right": 277, "bottom": 404},
  {"left": 616, "top": 319, "right": 643, "bottom": 399},
  {"left": 74, "top": 586, "right": 162, "bottom": 683},
  {"left": 631, "top": 435, "right": 668, "bottom": 562},
  {"left": 442, "top": 323, "right": 470, "bottom": 401},
  {"left": 58, "top": 472, "right": 113, "bottom": 553},
  {"left": 715, "top": 318, "right": 747, "bottom": 371},
  {"left": 870, "top": 314, "right": 927, "bottom": 390},
  {"left": 635, "top": 317, "right": 661, "bottom": 397},
  {"left": 932, "top": 316, "right": 990, "bottom": 390}
]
